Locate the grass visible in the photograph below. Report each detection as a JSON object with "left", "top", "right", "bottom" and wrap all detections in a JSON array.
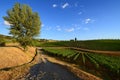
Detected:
[
  {"left": 87, "top": 53, "right": 120, "bottom": 73},
  {"left": 42, "top": 47, "right": 120, "bottom": 80},
  {"left": 43, "top": 47, "right": 77, "bottom": 57},
  {"left": 37, "top": 39, "right": 120, "bottom": 51}
]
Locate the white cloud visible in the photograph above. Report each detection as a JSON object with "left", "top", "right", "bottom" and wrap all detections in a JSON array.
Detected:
[
  {"left": 57, "top": 28, "right": 61, "bottom": 31},
  {"left": 62, "top": 3, "right": 69, "bottom": 9},
  {"left": 46, "top": 26, "right": 52, "bottom": 30},
  {"left": 83, "top": 27, "right": 89, "bottom": 31},
  {"left": 78, "top": 12, "right": 82, "bottom": 15},
  {"left": 66, "top": 28, "right": 74, "bottom": 32},
  {"left": 85, "top": 18, "right": 94, "bottom": 24},
  {"left": 53, "top": 4, "right": 57, "bottom": 8},
  {"left": 74, "top": 3, "right": 78, "bottom": 7},
  {"left": 76, "top": 27, "right": 81, "bottom": 30},
  {"left": 72, "top": 24, "right": 80, "bottom": 27},
  {"left": 41, "top": 24, "right": 44, "bottom": 27},
  {"left": 85, "top": 18, "right": 91, "bottom": 24},
  {"left": 4, "top": 21, "right": 11, "bottom": 26},
  {"left": 56, "top": 25, "right": 60, "bottom": 28},
  {"left": 56, "top": 26, "right": 62, "bottom": 31},
  {"left": 84, "top": 18, "right": 95, "bottom": 24},
  {"left": 72, "top": 24, "right": 81, "bottom": 30}
]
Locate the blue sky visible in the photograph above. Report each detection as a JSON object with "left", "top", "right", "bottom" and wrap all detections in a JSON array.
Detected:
[{"left": 0, "top": 0, "right": 120, "bottom": 40}]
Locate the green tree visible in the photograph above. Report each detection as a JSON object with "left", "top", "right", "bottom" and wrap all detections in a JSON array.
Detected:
[{"left": 3, "top": 3, "right": 41, "bottom": 50}]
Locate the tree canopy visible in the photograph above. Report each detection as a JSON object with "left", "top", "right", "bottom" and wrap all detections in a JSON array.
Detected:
[{"left": 3, "top": 3, "right": 41, "bottom": 50}]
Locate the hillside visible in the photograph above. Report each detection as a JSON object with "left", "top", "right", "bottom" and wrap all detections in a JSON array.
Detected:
[
  {"left": 0, "top": 47, "right": 35, "bottom": 69},
  {"left": 36, "top": 39, "right": 120, "bottom": 51}
]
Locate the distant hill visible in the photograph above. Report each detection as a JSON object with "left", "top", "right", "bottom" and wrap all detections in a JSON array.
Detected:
[{"left": 0, "top": 34, "right": 12, "bottom": 40}]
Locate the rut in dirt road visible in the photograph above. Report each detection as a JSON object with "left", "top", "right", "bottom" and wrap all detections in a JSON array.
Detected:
[{"left": 25, "top": 59, "right": 81, "bottom": 80}]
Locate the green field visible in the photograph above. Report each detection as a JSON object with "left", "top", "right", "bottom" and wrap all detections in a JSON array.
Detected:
[
  {"left": 42, "top": 47, "right": 120, "bottom": 80},
  {"left": 36, "top": 40, "right": 120, "bottom": 51}
]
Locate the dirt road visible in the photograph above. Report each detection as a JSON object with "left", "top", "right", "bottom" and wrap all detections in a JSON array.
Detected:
[
  {"left": 25, "top": 59, "right": 81, "bottom": 80},
  {"left": 23, "top": 49, "right": 102, "bottom": 80}
]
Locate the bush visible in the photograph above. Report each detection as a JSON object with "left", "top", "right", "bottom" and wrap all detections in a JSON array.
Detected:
[
  {"left": 0, "top": 41, "right": 5, "bottom": 46},
  {"left": 0, "top": 38, "right": 6, "bottom": 46}
]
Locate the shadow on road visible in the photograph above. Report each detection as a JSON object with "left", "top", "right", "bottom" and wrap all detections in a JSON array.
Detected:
[{"left": 25, "top": 60, "right": 81, "bottom": 80}]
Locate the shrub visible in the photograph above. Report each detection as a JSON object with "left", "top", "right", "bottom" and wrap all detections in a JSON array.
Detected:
[{"left": 0, "top": 40, "right": 5, "bottom": 46}]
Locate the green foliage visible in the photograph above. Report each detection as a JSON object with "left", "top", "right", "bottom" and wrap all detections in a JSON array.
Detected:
[
  {"left": 43, "top": 47, "right": 120, "bottom": 79},
  {"left": 81, "top": 53, "right": 86, "bottom": 64},
  {"left": 37, "top": 40, "right": 120, "bottom": 51},
  {"left": 87, "top": 53, "right": 120, "bottom": 73},
  {"left": 85, "top": 53, "right": 99, "bottom": 68},
  {"left": 73, "top": 53, "right": 80, "bottom": 60},
  {"left": 0, "top": 35, "right": 6, "bottom": 46},
  {"left": 43, "top": 48, "right": 77, "bottom": 57},
  {"left": 3, "top": 3, "right": 41, "bottom": 50},
  {"left": 0, "top": 40, "right": 5, "bottom": 46}
]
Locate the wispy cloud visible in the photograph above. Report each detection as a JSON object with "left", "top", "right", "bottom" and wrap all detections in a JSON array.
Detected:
[
  {"left": 76, "top": 27, "right": 81, "bottom": 30},
  {"left": 52, "top": 4, "right": 57, "bottom": 8},
  {"left": 62, "top": 3, "right": 69, "bottom": 9},
  {"left": 57, "top": 28, "right": 61, "bottom": 31},
  {"left": 72, "top": 24, "right": 81, "bottom": 30},
  {"left": 56, "top": 26, "right": 62, "bottom": 31},
  {"left": 83, "top": 27, "right": 89, "bottom": 31},
  {"left": 46, "top": 26, "right": 52, "bottom": 30},
  {"left": 4, "top": 21, "right": 11, "bottom": 26},
  {"left": 66, "top": 28, "right": 74, "bottom": 32},
  {"left": 84, "top": 18, "right": 95, "bottom": 24},
  {"left": 74, "top": 3, "right": 78, "bottom": 7},
  {"left": 78, "top": 12, "right": 82, "bottom": 15},
  {"left": 85, "top": 18, "right": 91, "bottom": 24},
  {"left": 41, "top": 24, "right": 44, "bottom": 27},
  {"left": 72, "top": 24, "right": 90, "bottom": 31}
]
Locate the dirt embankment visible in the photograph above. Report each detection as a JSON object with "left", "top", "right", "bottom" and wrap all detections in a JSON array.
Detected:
[
  {"left": 0, "top": 47, "right": 35, "bottom": 69},
  {"left": 0, "top": 47, "right": 40, "bottom": 80}
]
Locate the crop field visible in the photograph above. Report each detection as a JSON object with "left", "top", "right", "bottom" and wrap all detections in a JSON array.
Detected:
[
  {"left": 37, "top": 40, "right": 120, "bottom": 51},
  {"left": 42, "top": 47, "right": 120, "bottom": 80}
]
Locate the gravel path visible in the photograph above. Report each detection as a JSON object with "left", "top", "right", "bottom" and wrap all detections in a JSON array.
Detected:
[{"left": 25, "top": 60, "right": 81, "bottom": 80}]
